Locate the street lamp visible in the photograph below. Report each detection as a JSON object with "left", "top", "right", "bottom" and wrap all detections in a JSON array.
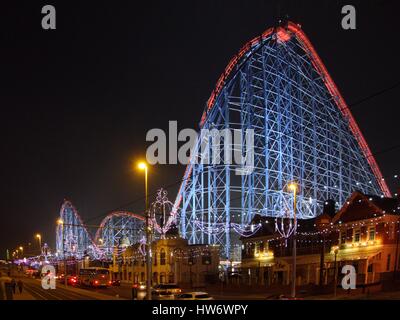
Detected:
[
  {"left": 19, "top": 246, "right": 24, "bottom": 258},
  {"left": 333, "top": 246, "right": 339, "bottom": 298},
  {"left": 288, "top": 182, "right": 298, "bottom": 299},
  {"left": 36, "top": 234, "right": 42, "bottom": 255},
  {"left": 57, "top": 219, "right": 67, "bottom": 287},
  {"left": 138, "top": 161, "right": 152, "bottom": 300}
]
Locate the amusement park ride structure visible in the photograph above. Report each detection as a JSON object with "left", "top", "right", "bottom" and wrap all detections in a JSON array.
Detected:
[
  {"left": 55, "top": 189, "right": 176, "bottom": 261},
  {"left": 56, "top": 21, "right": 390, "bottom": 262},
  {"left": 173, "top": 21, "right": 389, "bottom": 260}
]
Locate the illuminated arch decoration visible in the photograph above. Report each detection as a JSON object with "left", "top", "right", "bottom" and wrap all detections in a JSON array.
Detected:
[{"left": 174, "top": 21, "right": 390, "bottom": 260}]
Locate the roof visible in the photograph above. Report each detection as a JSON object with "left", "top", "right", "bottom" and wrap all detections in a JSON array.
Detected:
[{"left": 332, "top": 191, "right": 400, "bottom": 224}]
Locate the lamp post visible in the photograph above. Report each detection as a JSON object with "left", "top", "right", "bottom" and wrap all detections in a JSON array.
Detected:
[
  {"left": 138, "top": 161, "right": 152, "bottom": 300},
  {"left": 57, "top": 219, "right": 67, "bottom": 288},
  {"left": 19, "top": 246, "right": 23, "bottom": 258},
  {"left": 333, "top": 246, "right": 339, "bottom": 298},
  {"left": 36, "top": 234, "right": 42, "bottom": 255},
  {"left": 288, "top": 182, "right": 298, "bottom": 299}
]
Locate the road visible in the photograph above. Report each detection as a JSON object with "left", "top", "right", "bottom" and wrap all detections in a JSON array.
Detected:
[
  {"left": 21, "top": 278, "right": 99, "bottom": 300},
  {"left": 16, "top": 277, "right": 400, "bottom": 300},
  {"left": 84, "top": 284, "right": 133, "bottom": 299}
]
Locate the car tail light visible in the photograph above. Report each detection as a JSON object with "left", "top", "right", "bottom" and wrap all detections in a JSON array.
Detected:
[{"left": 94, "top": 280, "right": 99, "bottom": 285}]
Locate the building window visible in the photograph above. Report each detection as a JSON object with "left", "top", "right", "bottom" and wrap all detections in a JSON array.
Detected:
[
  {"left": 160, "top": 272, "right": 166, "bottom": 284},
  {"left": 246, "top": 243, "right": 251, "bottom": 256},
  {"left": 389, "top": 224, "right": 395, "bottom": 240},
  {"left": 153, "top": 272, "right": 158, "bottom": 284},
  {"left": 340, "top": 230, "right": 347, "bottom": 245},
  {"left": 160, "top": 248, "right": 166, "bottom": 265},
  {"left": 188, "top": 250, "right": 196, "bottom": 265},
  {"left": 254, "top": 242, "right": 259, "bottom": 255},
  {"left": 387, "top": 254, "right": 391, "bottom": 271},
  {"left": 168, "top": 272, "right": 174, "bottom": 283},
  {"left": 367, "top": 264, "right": 373, "bottom": 273},
  {"left": 369, "top": 227, "right": 375, "bottom": 241},
  {"left": 354, "top": 229, "right": 361, "bottom": 243},
  {"left": 154, "top": 251, "right": 158, "bottom": 266},
  {"left": 202, "top": 250, "right": 212, "bottom": 265}
]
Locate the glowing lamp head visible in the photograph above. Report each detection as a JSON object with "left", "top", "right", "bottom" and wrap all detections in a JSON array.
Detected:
[
  {"left": 36, "top": 234, "right": 41, "bottom": 239},
  {"left": 288, "top": 182, "right": 298, "bottom": 192},
  {"left": 57, "top": 219, "right": 64, "bottom": 225},
  {"left": 138, "top": 162, "right": 147, "bottom": 170},
  {"left": 19, "top": 246, "right": 23, "bottom": 251},
  {"left": 332, "top": 245, "right": 339, "bottom": 254}
]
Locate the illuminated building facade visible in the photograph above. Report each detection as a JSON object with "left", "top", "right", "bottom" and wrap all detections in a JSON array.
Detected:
[
  {"left": 241, "top": 191, "right": 400, "bottom": 289},
  {"left": 114, "top": 227, "right": 220, "bottom": 287}
]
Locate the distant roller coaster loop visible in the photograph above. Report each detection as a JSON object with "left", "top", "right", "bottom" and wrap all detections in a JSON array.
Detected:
[{"left": 56, "top": 200, "right": 145, "bottom": 259}]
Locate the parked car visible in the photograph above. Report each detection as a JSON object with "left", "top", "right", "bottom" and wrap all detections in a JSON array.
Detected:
[
  {"left": 175, "top": 292, "right": 214, "bottom": 300},
  {"left": 152, "top": 284, "right": 182, "bottom": 300}
]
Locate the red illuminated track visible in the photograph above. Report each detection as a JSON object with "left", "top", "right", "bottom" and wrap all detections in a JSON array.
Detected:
[{"left": 200, "top": 21, "right": 390, "bottom": 197}]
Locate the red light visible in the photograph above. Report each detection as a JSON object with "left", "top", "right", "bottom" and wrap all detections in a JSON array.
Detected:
[
  {"left": 94, "top": 280, "right": 99, "bottom": 285},
  {"left": 276, "top": 27, "right": 291, "bottom": 43}
]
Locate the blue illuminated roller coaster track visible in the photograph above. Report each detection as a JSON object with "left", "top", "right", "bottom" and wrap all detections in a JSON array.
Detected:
[{"left": 173, "top": 21, "right": 390, "bottom": 260}]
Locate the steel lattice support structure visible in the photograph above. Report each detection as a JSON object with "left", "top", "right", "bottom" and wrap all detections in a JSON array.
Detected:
[
  {"left": 94, "top": 212, "right": 145, "bottom": 257},
  {"left": 56, "top": 200, "right": 145, "bottom": 260},
  {"left": 56, "top": 200, "right": 97, "bottom": 259},
  {"left": 174, "top": 21, "right": 390, "bottom": 260}
]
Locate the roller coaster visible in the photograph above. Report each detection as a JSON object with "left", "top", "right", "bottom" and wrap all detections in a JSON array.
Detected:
[
  {"left": 56, "top": 21, "right": 390, "bottom": 262},
  {"left": 173, "top": 21, "right": 390, "bottom": 260}
]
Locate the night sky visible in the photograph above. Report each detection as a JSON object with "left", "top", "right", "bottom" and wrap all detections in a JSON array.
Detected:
[{"left": 1, "top": 0, "right": 400, "bottom": 258}]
